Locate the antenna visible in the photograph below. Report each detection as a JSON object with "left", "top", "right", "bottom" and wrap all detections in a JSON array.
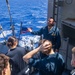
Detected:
[
  {"left": 6, "top": 0, "right": 12, "bottom": 26},
  {"left": 6, "top": 0, "right": 15, "bottom": 36}
]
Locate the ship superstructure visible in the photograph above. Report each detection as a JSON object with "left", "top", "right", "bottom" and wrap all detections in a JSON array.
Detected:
[{"left": 48, "top": 0, "right": 75, "bottom": 70}]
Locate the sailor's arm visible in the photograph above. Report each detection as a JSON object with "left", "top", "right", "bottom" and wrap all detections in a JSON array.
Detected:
[
  {"left": 23, "top": 46, "right": 40, "bottom": 63},
  {"left": 28, "top": 27, "right": 43, "bottom": 35},
  {"left": 23, "top": 44, "right": 50, "bottom": 63}
]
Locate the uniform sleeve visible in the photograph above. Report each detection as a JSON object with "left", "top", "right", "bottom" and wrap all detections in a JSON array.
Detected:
[
  {"left": 31, "top": 28, "right": 43, "bottom": 35},
  {"left": 55, "top": 29, "right": 61, "bottom": 50},
  {"left": 28, "top": 58, "right": 41, "bottom": 69}
]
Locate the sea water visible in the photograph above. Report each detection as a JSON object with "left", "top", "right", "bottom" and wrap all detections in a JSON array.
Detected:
[{"left": 0, "top": 0, "right": 48, "bottom": 47}]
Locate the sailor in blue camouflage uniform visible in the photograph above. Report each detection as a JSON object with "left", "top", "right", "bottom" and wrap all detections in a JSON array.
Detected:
[
  {"left": 23, "top": 39, "right": 65, "bottom": 75},
  {"left": 6, "top": 36, "right": 28, "bottom": 75},
  {"left": 28, "top": 17, "right": 61, "bottom": 52}
]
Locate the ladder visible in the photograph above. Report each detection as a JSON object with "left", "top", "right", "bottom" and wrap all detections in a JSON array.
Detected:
[{"left": 53, "top": 0, "right": 59, "bottom": 26}]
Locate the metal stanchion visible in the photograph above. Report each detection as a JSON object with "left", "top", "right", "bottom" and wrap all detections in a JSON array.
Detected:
[{"left": 65, "top": 37, "right": 69, "bottom": 69}]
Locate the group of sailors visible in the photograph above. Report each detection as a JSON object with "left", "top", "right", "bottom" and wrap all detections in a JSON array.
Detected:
[{"left": 0, "top": 17, "right": 75, "bottom": 75}]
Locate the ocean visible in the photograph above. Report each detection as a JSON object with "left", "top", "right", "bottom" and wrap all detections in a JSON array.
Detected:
[{"left": 0, "top": 0, "right": 48, "bottom": 47}]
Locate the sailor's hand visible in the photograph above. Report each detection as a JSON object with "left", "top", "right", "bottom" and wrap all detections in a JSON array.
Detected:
[
  {"left": 39, "top": 43, "right": 50, "bottom": 52},
  {"left": 28, "top": 28, "right": 32, "bottom": 32}
]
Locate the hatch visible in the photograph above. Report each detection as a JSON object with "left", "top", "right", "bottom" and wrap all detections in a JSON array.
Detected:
[{"left": 62, "top": 18, "right": 75, "bottom": 45}]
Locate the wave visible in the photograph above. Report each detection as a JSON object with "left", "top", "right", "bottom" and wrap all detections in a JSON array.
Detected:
[
  {"left": 0, "top": 0, "right": 48, "bottom": 47},
  {"left": 0, "top": 30, "right": 12, "bottom": 38}
]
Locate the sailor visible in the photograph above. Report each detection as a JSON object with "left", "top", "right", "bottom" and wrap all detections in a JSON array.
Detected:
[
  {"left": 0, "top": 54, "right": 10, "bottom": 75},
  {"left": 71, "top": 47, "right": 75, "bottom": 69},
  {"left": 28, "top": 17, "right": 61, "bottom": 52},
  {"left": 23, "top": 39, "right": 65, "bottom": 75},
  {"left": 6, "top": 36, "right": 28, "bottom": 75}
]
